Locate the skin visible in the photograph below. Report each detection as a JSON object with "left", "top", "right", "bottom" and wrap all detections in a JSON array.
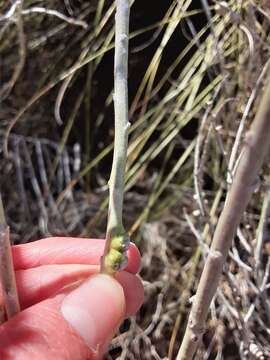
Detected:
[{"left": 0, "top": 238, "right": 144, "bottom": 359}]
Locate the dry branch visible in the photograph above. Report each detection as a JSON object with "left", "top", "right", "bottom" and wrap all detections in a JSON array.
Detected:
[
  {"left": 177, "top": 70, "right": 270, "bottom": 359},
  {"left": 0, "top": 196, "right": 20, "bottom": 321}
]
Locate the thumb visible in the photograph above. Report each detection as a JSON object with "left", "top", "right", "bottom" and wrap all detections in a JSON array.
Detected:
[
  {"left": 61, "top": 274, "right": 126, "bottom": 354},
  {"left": 0, "top": 274, "right": 126, "bottom": 360}
]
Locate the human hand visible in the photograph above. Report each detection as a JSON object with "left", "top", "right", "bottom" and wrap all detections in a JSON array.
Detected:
[{"left": 0, "top": 237, "right": 144, "bottom": 359}]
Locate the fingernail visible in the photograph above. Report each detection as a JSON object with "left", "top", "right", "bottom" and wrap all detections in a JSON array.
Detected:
[{"left": 61, "top": 274, "right": 125, "bottom": 351}]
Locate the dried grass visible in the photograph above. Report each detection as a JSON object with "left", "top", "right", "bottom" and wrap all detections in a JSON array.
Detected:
[{"left": 0, "top": 0, "right": 270, "bottom": 359}]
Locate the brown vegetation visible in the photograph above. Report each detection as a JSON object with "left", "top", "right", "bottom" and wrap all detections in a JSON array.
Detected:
[{"left": 0, "top": 1, "right": 270, "bottom": 359}]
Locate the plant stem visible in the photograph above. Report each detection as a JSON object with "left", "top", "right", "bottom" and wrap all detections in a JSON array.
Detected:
[
  {"left": 101, "top": 0, "right": 130, "bottom": 274},
  {"left": 177, "top": 71, "right": 270, "bottom": 359},
  {"left": 0, "top": 196, "right": 20, "bottom": 320}
]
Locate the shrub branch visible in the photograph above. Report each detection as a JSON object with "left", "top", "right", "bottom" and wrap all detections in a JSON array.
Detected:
[
  {"left": 177, "top": 71, "right": 270, "bottom": 359},
  {"left": 0, "top": 196, "right": 20, "bottom": 321}
]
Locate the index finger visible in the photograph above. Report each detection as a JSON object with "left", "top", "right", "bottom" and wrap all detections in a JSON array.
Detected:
[{"left": 12, "top": 238, "right": 141, "bottom": 274}]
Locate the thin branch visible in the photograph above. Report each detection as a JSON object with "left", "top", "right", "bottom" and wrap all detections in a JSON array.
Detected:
[
  {"left": 0, "top": 196, "right": 20, "bottom": 320},
  {"left": 227, "top": 61, "right": 269, "bottom": 183},
  {"left": 0, "top": 0, "right": 26, "bottom": 100},
  {"left": 194, "top": 81, "right": 223, "bottom": 217},
  {"left": 255, "top": 182, "right": 270, "bottom": 270},
  {"left": 177, "top": 70, "right": 270, "bottom": 359},
  {"left": 100, "top": 0, "right": 130, "bottom": 274},
  {"left": 22, "top": 7, "right": 87, "bottom": 29}
]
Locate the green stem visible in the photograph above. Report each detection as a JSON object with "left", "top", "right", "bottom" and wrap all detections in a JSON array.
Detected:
[{"left": 101, "top": 0, "right": 130, "bottom": 274}]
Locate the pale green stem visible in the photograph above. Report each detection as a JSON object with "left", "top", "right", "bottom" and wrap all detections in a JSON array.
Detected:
[{"left": 101, "top": 0, "right": 130, "bottom": 274}]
